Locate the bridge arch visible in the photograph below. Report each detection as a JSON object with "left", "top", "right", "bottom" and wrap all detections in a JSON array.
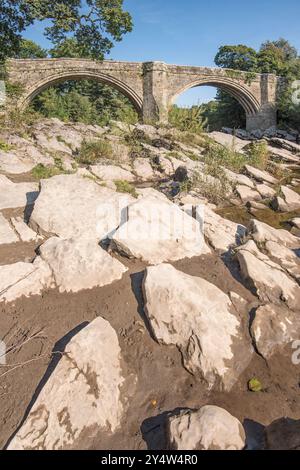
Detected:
[
  {"left": 169, "top": 77, "right": 261, "bottom": 116},
  {"left": 18, "top": 70, "right": 143, "bottom": 115}
]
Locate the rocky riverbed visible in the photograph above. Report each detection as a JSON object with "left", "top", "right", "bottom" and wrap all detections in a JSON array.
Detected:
[{"left": 0, "top": 118, "right": 300, "bottom": 450}]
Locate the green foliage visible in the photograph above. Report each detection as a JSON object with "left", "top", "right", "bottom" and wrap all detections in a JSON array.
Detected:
[
  {"left": 202, "top": 93, "right": 246, "bottom": 131},
  {"left": 187, "top": 169, "right": 232, "bottom": 205},
  {"left": 114, "top": 179, "right": 137, "bottom": 197},
  {"left": 202, "top": 140, "right": 269, "bottom": 174},
  {"left": 30, "top": 76, "right": 139, "bottom": 126},
  {"left": 13, "top": 38, "right": 47, "bottom": 58},
  {"left": 0, "top": 1, "right": 34, "bottom": 61},
  {"left": 211, "top": 38, "right": 300, "bottom": 131},
  {"left": 204, "top": 144, "right": 246, "bottom": 172},
  {"left": 215, "top": 45, "right": 258, "bottom": 71},
  {"left": 248, "top": 378, "right": 263, "bottom": 392},
  {"left": 169, "top": 105, "right": 207, "bottom": 133},
  {"left": 245, "top": 141, "right": 270, "bottom": 170},
  {"left": 77, "top": 139, "right": 113, "bottom": 165},
  {"left": 5, "top": 81, "right": 24, "bottom": 98},
  {"left": 2, "top": 107, "right": 40, "bottom": 133},
  {"left": 31, "top": 163, "right": 64, "bottom": 179},
  {"left": 123, "top": 128, "right": 152, "bottom": 157},
  {"left": 0, "top": 139, "right": 13, "bottom": 152},
  {"left": 0, "top": 1, "right": 132, "bottom": 61}
]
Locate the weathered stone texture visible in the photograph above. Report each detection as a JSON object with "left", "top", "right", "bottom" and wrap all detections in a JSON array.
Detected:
[{"left": 6, "top": 59, "right": 283, "bottom": 131}]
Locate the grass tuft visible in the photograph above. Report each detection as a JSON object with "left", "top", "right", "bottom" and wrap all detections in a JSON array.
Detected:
[
  {"left": 77, "top": 139, "right": 113, "bottom": 165},
  {"left": 114, "top": 180, "right": 138, "bottom": 198}
]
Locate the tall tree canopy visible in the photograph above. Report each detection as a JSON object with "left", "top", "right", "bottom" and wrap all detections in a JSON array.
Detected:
[
  {"left": 13, "top": 38, "right": 47, "bottom": 59},
  {"left": 214, "top": 45, "right": 258, "bottom": 71},
  {"left": 211, "top": 38, "right": 300, "bottom": 130},
  {"left": 0, "top": 0, "right": 132, "bottom": 61}
]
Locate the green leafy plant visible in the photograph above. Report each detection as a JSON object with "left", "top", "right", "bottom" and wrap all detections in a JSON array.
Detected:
[
  {"left": 169, "top": 105, "right": 207, "bottom": 134},
  {"left": 31, "top": 163, "right": 63, "bottom": 180},
  {"left": 0, "top": 1, "right": 133, "bottom": 61},
  {"left": 248, "top": 377, "right": 263, "bottom": 392},
  {"left": 114, "top": 179, "right": 137, "bottom": 197},
  {"left": 77, "top": 139, "right": 113, "bottom": 165},
  {"left": 245, "top": 141, "right": 270, "bottom": 170},
  {"left": 0, "top": 139, "right": 13, "bottom": 152}
]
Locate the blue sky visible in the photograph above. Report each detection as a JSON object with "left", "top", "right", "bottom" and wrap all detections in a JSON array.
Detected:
[{"left": 25, "top": 0, "right": 300, "bottom": 106}]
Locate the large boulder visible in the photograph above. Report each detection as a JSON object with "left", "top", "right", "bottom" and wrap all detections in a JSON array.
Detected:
[
  {"left": 166, "top": 406, "right": 245, "bottom": 450},
  {"left": 236, "top": 240, "right": 300, "bottom": 310},
  {"left": 7, "top": 317, "right": 124, "bottom": 450},
  {"left": 7, "top": 135, "right": 54, "bottom": 167},
  {"left": 256, "top": 184, "right": 276, "bottom": 199},
  {"left": 264, "top": 240, "right": 300, "bottom": 283},
  {"left": 143, "top": 264, "right": 252, "bottom": 390},
  {"left": 32, "top": 131, "right": 73, "bottom": 155},
  {"left": 248, "top": 219, "right": 300, "bottom": 249},
  {"left": 0, "top": 258, "right": 53, "bottom": 303},
  {"left": 236, "top": 185, "right": 261, "bottom": 203},
  {"left": 269, "top": 137, "right": 300, "bottom": 153},
  {"left": 268, "top": 146, "right": 300, "bottom": 163},
  {"left": 251, "top": 304, "right": 300, "bottom": 359},
  {"left": 30, "top": 174, "right": 134, "bottom": 240},
  {"left": 112, "top": 195, "right": 210, "bottom": 264},
  {"left": 203, "top": 206, "right": 246, "bottom": 252},
  {"left": 39, "top": 237, "right": 127, "bottom": 293},
  {"left": 272, "top": 186, "right": 300, "bottom": 212},
  {"left": 0, "top": 175, "right": 39, "bottom": 210}
]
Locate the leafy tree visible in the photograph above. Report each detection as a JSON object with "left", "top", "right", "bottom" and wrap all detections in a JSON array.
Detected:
[
  {"left": 0, "top": 1, "right": 34, "bottom": 61},
  {"left": 0, "top": 1, "right": 132, "bottom": 61},
  {"left": 169, "top": 104, "right": 207, "bottom": 133},
  {"left": 201, "top": 93, "right": 246, "bottom": 131},
  {"left": 214, "top": 45, "right": 258, "bottom": 71},
  {"left": 49, "top": 38, "right": 88, "bottom": 58},
  {"left": 31, "top": 78, "right": 139, "bottom": 125},
  {"left": 13, "top": 38, "right": 47, "bottom": 58},
  {"left": 260, "top": 38, "right": 297, "bottom": 62},
  {"left": 210, "top": 39, "right": 300, "bottom": 131}
]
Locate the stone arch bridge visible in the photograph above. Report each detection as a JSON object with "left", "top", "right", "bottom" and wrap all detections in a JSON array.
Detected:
[{"left": 6, "top": 59, "right": 284, "bottom": 131}]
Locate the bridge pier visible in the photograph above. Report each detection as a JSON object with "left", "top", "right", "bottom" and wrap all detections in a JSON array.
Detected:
[
  {"left": 142, "top": 62, "right": 169, "bottom": 124},
  {"left": 246, "top": 104, "right": 278, "bottom": 132}
]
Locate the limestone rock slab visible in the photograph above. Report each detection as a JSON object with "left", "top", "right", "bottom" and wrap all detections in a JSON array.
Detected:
[
  {"left": 167, "top": 406, "right": 245, "bottom": 450},
  {"left": 8, "top": 317, "right": 124, "bottom": 449},
  {"left": 40, "top": 237, "right": 127, "bottom": 293},
  {"left": 112, "top": 195, "right": 210, "bottom": 264},
  {"left": 143, "top": 264, "right": 252, "bottom": 390}
]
